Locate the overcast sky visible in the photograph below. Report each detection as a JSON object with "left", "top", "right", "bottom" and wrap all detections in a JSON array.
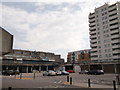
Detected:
[{"left": 0, "top": 0, "right": 117, "bottom": 61}]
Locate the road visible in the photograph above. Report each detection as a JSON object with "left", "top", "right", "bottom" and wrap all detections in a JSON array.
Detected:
[{"left": 1, "top": 73, "right": 120, "bottom": 90}]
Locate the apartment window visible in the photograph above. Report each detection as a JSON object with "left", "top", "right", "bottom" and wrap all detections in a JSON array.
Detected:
[
  {"left": 98, "top": 41, "right": 101, "bottom": 44},
  {"left": 106, "top": 25, "right": 108, "bottom": 28},
  {"left": 99, "top": 50, "right": 101, "bottom": 53},
  {"left": 97, "top": 23, "right": 99, "bottom": 26},
  {"left": 105, "top": 54, "right": 108, "bottom": 57},
  {"left": 102, "top": 13, "right": 104, "bottom": 16},
  {"left": 109, "top": 54, "right": 111, "bottom": 57},
  {"left": 108, "top": 49, "right": 111, "bottom": 52},
  {"left": 103, "top": 21, "right": 105, "bottom": 24},
  {"left": 99, "top": 55, "right": 102, "bottom": 58},
  {"left": 97, "top": 32, "right": 100, "bottom": 34},
  {"left": 98, "top": 46, "right": 101, "bottom": 48},
  {"left": 105, "top": 49, "right": 107, "bottom": 52},
  {"left": 103, "top": 26, "right": 105, "bottom": 29},
  {"left": 105, "top": 16, "right": 107, "bottom": 19},
  {"left": 105, "top": 12, "right": 107, "bottom": 14},
  {"left": 97, "top": 28, "right": 99, "bottom": 30},
  {"left": 102, "top": 17, "right": 104, "bottom": 20},
  {"left": 104, "top": 44, "right": 107, "bottom": 47},
  {"left": 101, "top": 9, "right": 104, "bottom": 11},
  {"left": 96, "top": 19, "right": 99, "bottom": 22},
  {"left": 98, "top": 36, "right": 100, "bottom": 39},
  {"left": 104, "top": 40, "right": 106, "bottom": 43}
]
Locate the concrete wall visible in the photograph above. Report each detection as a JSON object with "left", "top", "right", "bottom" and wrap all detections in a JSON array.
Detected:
[{"left": 0, "top": 27, "right": 13, "bottom": 56}]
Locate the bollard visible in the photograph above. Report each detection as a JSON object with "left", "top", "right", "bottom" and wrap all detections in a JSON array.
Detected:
[
  {"left": 34, "top": 73, "right": 35, "bottom": 79},
  {"left": 8, "top": 87, "right": 12, "bottom": 90},
  {"left": 67, "top": 76, "right": 69, "bottom": 82},
  {"left": 116, "top": 75, "right": 120, "bottom": 85},
  {"left": 88, "top": 79, "right": 91, "bottom": 87},
  {"left": 20, "top": 73, "right": 22, "bottom": 79},
  {"left": 70, "top": 77, "right": 72, "bottom": 85},
  {"left": 113, "top": 80, "right": 116, "bottom": 90},
  {"left": 15, "top": 72, "right": 16, "bottom": 78}
]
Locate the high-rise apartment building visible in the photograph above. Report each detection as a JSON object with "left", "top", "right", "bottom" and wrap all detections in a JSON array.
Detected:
[{"left": 89, "top": 2, "right": 120, "bottom": 61}]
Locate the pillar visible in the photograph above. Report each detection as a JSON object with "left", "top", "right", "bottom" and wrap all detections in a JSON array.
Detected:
[
  {"left": 6, "top": 66, "right": 8, "bottom": 70},
  {"left": 46, "top": 66, "right": 48, "bottom": 71},
  {"left": 17, "top": 66, "right": 19, "bottom": 71},
  {"left": 39, "top": 66, "right": 41, "bottom": 71},
  {"left": 101, "top": 64, "right": 104, "bottom": 71},
  {"left": 26, "top": 66, "right": 28, "bottom": 73},
  {"left": 114, "top": 64, "right": 117, "bottom": 74}
]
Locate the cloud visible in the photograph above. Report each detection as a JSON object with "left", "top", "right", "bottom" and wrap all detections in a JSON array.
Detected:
[{"left": 1, "top": 0, "right": 117, "bottom": 60}]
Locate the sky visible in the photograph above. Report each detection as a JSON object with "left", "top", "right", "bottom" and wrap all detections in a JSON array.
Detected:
[{"left": 0, "top": 0, "right": 118, "bottom": 61}]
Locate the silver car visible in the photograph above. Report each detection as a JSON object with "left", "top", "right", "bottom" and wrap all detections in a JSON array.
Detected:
[
  {"left": 61, "top": 71, "right": 69, "bottom": 75},
  {"left": 56, "top": 71, "right": 62, "bottom": 75},
  {"left": 43, "top": 70, "right": 56, "bottom": 76}
]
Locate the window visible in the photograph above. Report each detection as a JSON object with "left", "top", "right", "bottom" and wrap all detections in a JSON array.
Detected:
[
  {"left": 97, "top": 32, "right": 100, "bottom": 34},
  {"left": 98, "top": 41, "right": 101, "bottom": 44},
  {"left": 105, "top": 49, "right": 108, "bottom": 52},
  {"left": 99, "top": 50, "right": 101, "bottom": 53},
  {"left": 109, "top": 54, "right": 111, "bottom": 57},
  {"left": 105, "top": 54, "right": 108, "bottom": 57},
  {"left": 98, "top": 36, "right": 100, "bottom": 39},
  {"left": 97, "top": 28, "right": 99, "bottom": 30},
  {"left": 99, "top": 55, "right": 102, "bottom": 58}
]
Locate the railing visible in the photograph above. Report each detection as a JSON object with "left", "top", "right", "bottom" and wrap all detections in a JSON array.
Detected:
[{"left": 77, "top": 60, "right": 120, "bottom": 64}]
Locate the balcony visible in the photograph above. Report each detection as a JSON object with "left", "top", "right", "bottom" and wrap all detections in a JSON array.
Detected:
[
  {"left": 112, "top": 45, "right": 119, "bottom": 49},
  {"left": 109, "top": 19, "right": 118, "bottom": 25},
  {"left": 91, "top": 45, "right": 97, "bottom": 48},
  {"left": 89, "top": 31, "right": 96, "bottom": 35},
  {"left": 90, "top": 40, "right": 97, "bottom": 43},
  {"left": 89, "top": 23, "right": 96, "bottom": 27},
  {"left": 110, "top": 24, "right": 119, "bottom": 29},
  {"left": 112, "top": 54, "right": 120, "bottom": 59},
  {"left": 89, "top": 13, "right": 95, "bottom": 19},
  {"left": 89, "top": 19, "right": 95, "bottom": 23},
  {"left": 91, "top": 48, "right": 98, "bottom": 52},
  {"left": 112, "top": 49, "right": 120, "bottom": 54},
  {"left": 109, "top": 14, "right": 118, "bottom": 20},
  {"left": 111, "top": 39, "right": 119, "bottom": 43},
  {"left": 111, "top": 34, "right": 119, "bottom": 39},
  {"left": 109, "top": 10, "right": 117, "bottom": 15},
  {"left": 89, "top": 27, "right": 96, "bottom": 31},
  {"left": 110, "top": 29, "right": 119, "bottom": 34},
  {"left": 108, "top": 4, "right": 117, "bottom": 11}
]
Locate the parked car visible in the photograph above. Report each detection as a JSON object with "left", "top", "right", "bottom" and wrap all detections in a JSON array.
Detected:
[
  {"left": 79, "top": 70, "right": 88, "bottom": 74},
  {"left": 2, "top": 70, "right": 15, "bottom": 75},
  {"left": 61, "top": 71, "right": 69, "bottom": 75},
  {"left": 2, "top": 70, "right": 20, "bottom": 75},
  {"left": 56, "top": 71, "right": 62, "bottom": 75},
  {"left": 43, "top": 70, "right": 56, "bottom": 76},
  {"left": 14, "top": 70, "right": 20, "bottom": 75},
  {"left": 87, "top": 70, "right": 104, "bottom": 75},
  {"left": 67, "top": 70, "right": 75, "bottom": 73}
]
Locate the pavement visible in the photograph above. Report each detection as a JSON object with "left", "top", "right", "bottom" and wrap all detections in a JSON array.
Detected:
[{"left": 63, "top": 81, "right": 120, "bottom": 89}]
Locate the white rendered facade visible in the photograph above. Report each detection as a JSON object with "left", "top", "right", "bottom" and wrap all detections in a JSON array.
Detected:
[{"left": 89, "top": 2, "right": 120, "bottom": 61}]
